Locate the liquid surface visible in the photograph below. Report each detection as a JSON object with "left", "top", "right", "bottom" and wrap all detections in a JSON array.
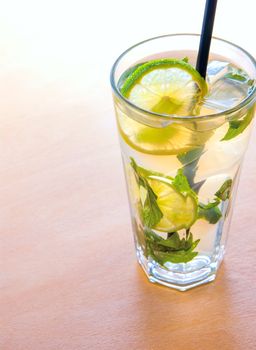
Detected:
[{"left": 118, "top": 52, "right": 253, "bottom": 116}]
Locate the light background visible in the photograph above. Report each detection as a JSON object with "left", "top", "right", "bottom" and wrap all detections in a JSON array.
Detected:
[
  {"left": 0, "top": 1, "right": 256, "bottom": 349},
  {"left": 0, "top": 0, "right": 255, "bottom": 102}
]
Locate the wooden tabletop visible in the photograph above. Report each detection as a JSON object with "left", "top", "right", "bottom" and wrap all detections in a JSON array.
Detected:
[{"left": 1, "top": 1, "right": 256, "bottom": 349}]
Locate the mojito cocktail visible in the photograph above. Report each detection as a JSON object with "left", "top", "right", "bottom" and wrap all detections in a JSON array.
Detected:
[{"left": 111, "top": 35, "right": 256, "bottom": 290}]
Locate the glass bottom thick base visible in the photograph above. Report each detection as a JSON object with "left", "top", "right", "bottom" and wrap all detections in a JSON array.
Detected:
[{"left": 137, "top": 248, "right": 224, "bottom": 291}]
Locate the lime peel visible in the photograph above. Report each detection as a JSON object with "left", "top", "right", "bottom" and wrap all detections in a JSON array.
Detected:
[
  {"left": 120, "top": 58, "right": 208, "bottom": 98},
  {"left": 118, "top": 58, "right": 210, "bottom": 155}
]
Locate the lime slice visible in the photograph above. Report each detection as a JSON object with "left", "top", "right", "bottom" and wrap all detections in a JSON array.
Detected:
[
  {"left": 118, "top": 58, "right": 209, "bottom": 155},
  {"left": 147, "top": 175, "right": 197, "bottom": 232},
  {"left": 121, "top": 58, "right": 207, "bottom": 115},
  {"left": 117, "top": 113, "right": 211, "bottom": 155}
]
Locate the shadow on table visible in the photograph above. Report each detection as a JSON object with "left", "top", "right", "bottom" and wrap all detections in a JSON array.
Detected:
[{"left": 132, "top": 262, "right": 242, "bottom": 349}]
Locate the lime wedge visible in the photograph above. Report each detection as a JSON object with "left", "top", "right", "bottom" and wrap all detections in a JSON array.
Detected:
[
  {"left": 147, "top": 175, "right": 197, "bottom": 232},
  {"left": 118, "top": 58, "right": 210, "bottom": 155},
  {"left": 121, "top": 58, "right": 207, "bottom": 115}
]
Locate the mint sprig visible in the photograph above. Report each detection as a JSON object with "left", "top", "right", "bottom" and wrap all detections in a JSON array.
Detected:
[
  {"left": 145, "top": 229, "right": 200, "bottom": 265},
  {"left": 215, "top": 179, "right": 232, "bottom": 201},
  {"left": 172, "top": 168, "right": 197, "bottom": 199},
  {"left": 198, "top": 179, "right": 232, "bottom": 224},
  {"left": 198, "top": 200, "right": 222, "bottom": 224},
  {"left": 177, "top": 146, "right": 205, "bottom": 193},
  {"left": 130, "top": 159, "right": 233, "bottom": 267},
  {"left": 130, "top": 158, "right": 163, "bottom": 228},
  {"left": 224, "top": 68, "right": 254, "bottom": 85},
  {"left": 182, "top": 56, "right": 189, "bottom": 63},
  {"left": 222, "top": 108, "right": 254, "bottom": 141}
]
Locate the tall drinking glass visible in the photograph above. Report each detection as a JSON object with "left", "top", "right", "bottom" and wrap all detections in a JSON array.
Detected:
[{"left": 110, "top": 34, "right": 256, "bottom": 291}]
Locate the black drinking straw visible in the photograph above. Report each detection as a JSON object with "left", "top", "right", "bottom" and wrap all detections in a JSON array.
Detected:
[{"left": 196, "top": 0, "right": 218, "bottom": 79}]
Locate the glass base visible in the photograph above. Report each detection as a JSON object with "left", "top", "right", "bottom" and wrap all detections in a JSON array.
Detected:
[{"left": 137, "top": 247, "right": 224, "bottom": 291}]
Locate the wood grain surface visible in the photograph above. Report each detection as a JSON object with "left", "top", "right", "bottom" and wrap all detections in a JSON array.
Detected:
[{"left": 0, "top": 1, "right": 256, "bottom": 349}]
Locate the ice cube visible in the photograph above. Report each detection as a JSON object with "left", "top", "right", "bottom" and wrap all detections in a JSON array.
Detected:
[
  {"left": 206, "top": 61, "right": 230, "bottom": 85},
  {"left": 201, "top": 61, "right": 251, "bottom": 114}
]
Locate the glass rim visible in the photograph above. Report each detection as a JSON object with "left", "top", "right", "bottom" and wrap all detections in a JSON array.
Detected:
[{"left": 110, "top": 33, "right": 256, "bottom": 121}]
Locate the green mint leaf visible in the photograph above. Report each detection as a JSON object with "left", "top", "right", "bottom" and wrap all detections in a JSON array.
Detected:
[
  {"left": 177, "top": 146, "right": 205, "bottom": 193},
  {"left": 185, "top": 232, "right": 200, "bottom": 250},
  {"left": 222, "top": 108, "right": 254, "bottom": 141},
  {"left": 144, "top": 229, "right": 163, "bottom": 258},
  {"left": 224, "top": 67, "right": 253, "bottom": 85},
  {"left": 199, "top": 198, "right": 220, "bottom": 209},
  {"left": 142, "top": 186, "right": 163, "bottom": 228},
  {"left": 145, "top": 230, "right": 200, "bottom": 264},
  {"left": 177, "top": 147, "right": 204, "bottom": 165},
  {"left": 197, "top": 179, "right": 233, "bottom": 224},
  {"left": 172, "top": 169, "right": 197, "bottom": 198},
  {"left": 145, "top": 229, "right": 163, "bottom": 243},
  {"left": 172, "top": 169, "right": 192, "bottom": 195},
  {"left": 153, "top": 242, "right": 199, "bottom": 264},
  {"left": 156, "top": 232, "right": 183, "bottom": 250},
  {"left": 248, "top": 79, "right": 254, "bottom": 86},
  {"left": 131, "top": 157, "right": 172, "bottom": 179},
  {"left": 182, "top": 56, "right": 189, "bottom": 63},
  {"left": 157, "top": 232, "right": 195, "bottom": 251},
  {"left": 186, "top": 232, "right": 193, "bottom": 248},
  {"left": 198, "top": 201, "right": 222, "bottom": 224},
  {"left": 130, "top": 158, "right": 163, "bottom": 228},
  {"left": 215, "top": 179, "right": 232, "bottom": 201},
  {"left": 225, "top": 72, "right": 247, "bottom": 82}
]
